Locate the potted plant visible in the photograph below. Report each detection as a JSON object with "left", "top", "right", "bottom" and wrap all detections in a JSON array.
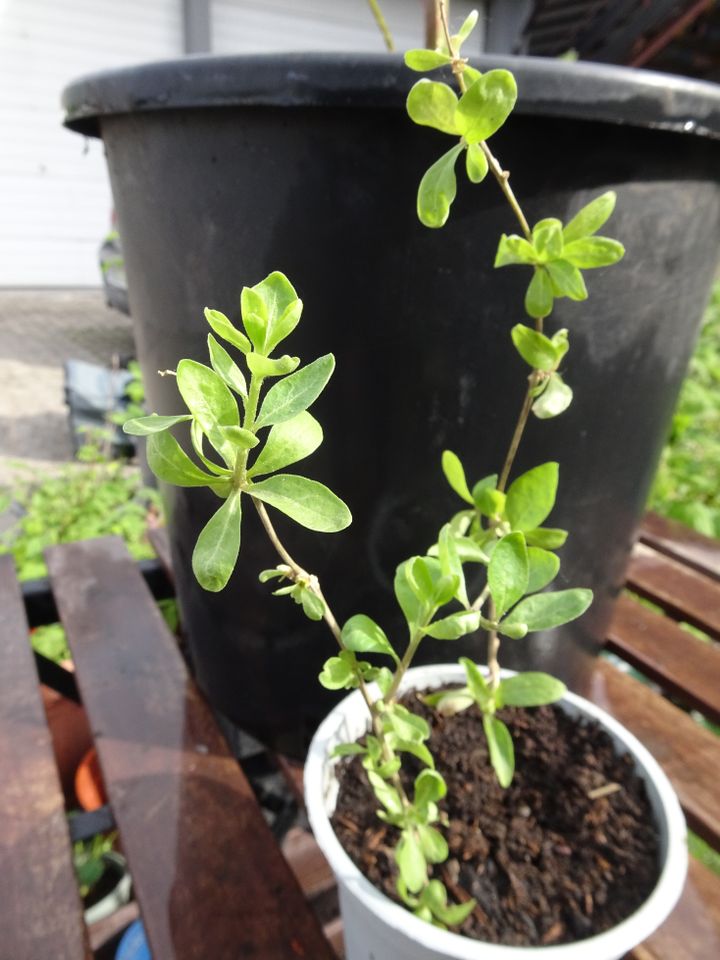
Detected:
[
  {"left": 122, "top": 8, "right": 687, "bottom": 954},
  {"left": 63, "top": 6, "right": 720, "bottom": 753},
  {"left": 72, "top": 830, "right": 132, "bottom": 925}
]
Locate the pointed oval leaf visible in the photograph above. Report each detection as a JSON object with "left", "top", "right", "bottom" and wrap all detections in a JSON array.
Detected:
[
  {"left": 502, "top": 588, "right": 593, "bottom": 631},
  {"left": 192, "top": 490, "right": 242, "bottom": 592},
  {"left": 248, "top": 474, "right": 351, "bottom": 532},
  {"left": 455, "top": 70, "right": 517, "bottom": 145},
  {"left": 394, "top": 558, "right": 423, "bottom": 629},
  {"left": 268, "top": 298, "right": 303, "bottom": 353},
  {"left": 246, "top": 353, "right": 300, "bottom": 378},
  {"left": 505, "top": 462, "right": 559, "bottom": 532},
  {"left": 240, "top": 286, "right": 268, "bottom": 353},
  {"left": 532, "top": 373, "right": 573, "bottom": 420},
  {"left": 525, "top": 268, "right": 553, "bottom": 319},
  {"left": 204, "top": 307, "right": 251, "bottom": 354},
  {"left": 563, "top": 191, "right": 617, "bottom": 244},
  {"left": 123, "top": 413, "right": 192, "bottom": 436},
  {"left": 460, "top": 657, "right": 491, "bottom": 709},
  {"left": 190, "top": 420, "right": 233, "bottom": 477},
  {"left": 563, "top": 236, "right": 625, "bottom": 269},
  {"left": 510, "top": 324, "right": 559, "bottom": 372},
  {"left": 341, "top": 614, "right": 396, "bottom": 660},
  {"left": 438, "top": 523, "right": 468, "bottom": 607},
  {"left": 526, "top": 547, "right": 560, "bottom": 593},
  {"left": 255, "top": 354, "right": 335, "bottom": 428},
  {"left": 525, "top": 527, "right": 568, "bottom": 549},
  {"left": 465, "top": 141, "right": 488, "bottom": 183},
  {"left": 483, "top": 714, "right": 514, "bottom": 788},
  {"left": 488, "top": 532, "right": 529, "bottom": 617},
  {"left": 404, "top": 49, "right": 452, "bottom": 71},
  {"left": 221, "top": 425, "right": 259, "bottom": 450},
  {"left": 546, "top": 260, "right": 588, "bottom": 301},
  {"left": 441, "top": 450, "right": 474, "bottom": 504},
  {"left": 406, "top": 79, "right": 460, "bottom": 135},
  {"left": 208, "top": 334, "right": 248, "bottom": 396},
  {"left": 176, "top": 359, "right": 240, "bottom": 464},
  {"left": 147, "top": 430, "right": 222, "bottom": 488},
  {"left": 456, "top": 9, "right": 479, "bottom": 45},
  {"left": 422, "top": 610, "right": 481, "bottom": 640},
  {"left": 396, "top": 831, "right": 427, "bottom": 894},
  {"left": 417, "top": 825, "right": 448, "bottom": 864},
  {"left": 495, "top": 233, "right": 536, "bottom": 267},
  {"left": 248, "top": 271, "right": 302, "bottom": 353},
  {"left": 248, "top": 411, "right": 323, "bottom": 477},
  {"left": 414, "top": 768, "right": 447, "bottom": 807},
  {"left": 319, "top": 652, "right": 356, "bottom": 690},
  {"left": 532, "top": 218, "right": 563, "bottom": 261},
  {"left": 500, "top": 672, "right": 566, "bottom": 707},
  {"left": 417, "top": 144, "right": 464, "bottom": 228}
]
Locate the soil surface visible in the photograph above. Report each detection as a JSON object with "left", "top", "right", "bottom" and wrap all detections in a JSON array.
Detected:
[{"left": 331, "top": 690, "right": 660, "bottom": 946}]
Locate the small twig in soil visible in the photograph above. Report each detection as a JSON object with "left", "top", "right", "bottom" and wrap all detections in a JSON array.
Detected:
[
  {"left": 440, "top": 865, "right": 489, "bottom": 926},
  {"left": 587, "top": 782, "right": 622, "bottom": 800}
]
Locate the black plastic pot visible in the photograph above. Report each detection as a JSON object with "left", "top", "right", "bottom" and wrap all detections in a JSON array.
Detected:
[{"left": 63, "top": 54, "right": 720, "bottom": 755}]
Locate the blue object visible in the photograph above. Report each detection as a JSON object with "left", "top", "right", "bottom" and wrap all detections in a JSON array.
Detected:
[{"left": 115, "top": 920, "right": 151, "bottom": 960}]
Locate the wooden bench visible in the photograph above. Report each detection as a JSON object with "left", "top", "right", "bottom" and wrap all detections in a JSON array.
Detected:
[{"left": 0, "top": 511, "right": 718, "bottom": 958}]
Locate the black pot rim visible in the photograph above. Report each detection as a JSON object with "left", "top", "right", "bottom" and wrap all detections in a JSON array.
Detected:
[{"left": 62, "top": 52, "right": 720, "bottom": 141}]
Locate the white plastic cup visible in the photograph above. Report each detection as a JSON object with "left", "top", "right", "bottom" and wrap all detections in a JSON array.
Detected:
[{"left": 306, "top": 664, "right": 687, "bottom": 960}]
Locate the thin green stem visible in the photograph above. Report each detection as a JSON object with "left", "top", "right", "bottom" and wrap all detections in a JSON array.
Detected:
[
  {"left": 486, "top": 600, "right": 501, "bottom": 690},
  {"left": 385, "top": 626, "right": 425, "bottom": 703},
  {"left": 367, "top": 0, "right": 395, "bottom": 51}
]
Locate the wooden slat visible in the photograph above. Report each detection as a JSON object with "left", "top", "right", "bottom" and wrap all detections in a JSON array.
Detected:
[
  {"left": 46, "top": 537, "right": 335, "bottom": 960},
  {"left": 606, "top": 595, "right": 720, "bottom": 724},
  {"left": 588, "top": 661, "right": 720, "bottom": 849},
  {"left": 282, "top": 827, "right": 336, "bottom": 900},
  {"left": 640, "top": 511, "right": 720, "bottom": 582},
  {"left": 628, "top": 858, "right": 720, "bottom": 960},
  {"left": 0, "top": 555, "right": 90, "bottom": 960},
  {"left": 626, "top": 542, "right": 720, "bottom": 640}
]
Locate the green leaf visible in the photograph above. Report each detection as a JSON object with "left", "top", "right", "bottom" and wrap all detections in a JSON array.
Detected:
[
  {"left": 255, "top": 354, "right": 335, "bottom": 428},
  {"left": 499, "top": 672, "right": 566, "bottom": 707},
  {"left": 525, "top": 268, "right": 553, "bottom": 319},
  {"left": 240, "top": 286, "right": 268, "bottom": 353},
  {"left": 463, "top": 65, "right": 482, "bottom": 86},
  {"left": 465, "top": 142, "right": 488, "bottom": 183},
  {"left": 423, "top": 881, "right": 476, "bottom": 926},
  {"left": 563, "top": 236, "right": 625, "bottom": 269},
  {"left": 176, "top": 359, "right": 240, "bottom": 464},
  {"left": 341, "top": 614, "right": 397, "bottom": 660},
  {"left": 221, "top": 425, "right": 259, "bottom": 450},
  {"left": 422, "top": 610, "right": 481, "bottom": 640},
  {"left": 123, "top": 413, "right": 192, "bottom": 436},
  {"left": 376, "top": 667, "right": 394, "bottom": 698},
  {"left": 298, "top": 586, "right": 325, "bottom": 621},
  {"left": 190, "top": 420, "right": 233, "bottom": 476},
  {"left": 505, "top": 462, "right": 558, "bottom": 532},
  {"left": 441, "top": 450, "right": 474, "bottom": 504},
  {"left": 526, "top": 547, "right": 560, "bottom": 593},
  {"left": 404, "top": 49, "right": 452, "bottom": 71},
  {"left": 258, "top": 567, "right": 287, "bottom": 583},
  {"left": 331, "top": 742, "right": 366, "bottom": 758},
  {"left": 248, "top": 411, "right": 323, "bottom": 477},
  {"left": 392, "top": 739, "right": 435, "bottom": 768},
  {"left": 249, "top": 474, "right": 351, "bottom": 532},
  {"left": 248, "top": 272, "right": 302, "bottom": 353},
  {"left": 147, "top": 431, "right": 223, "bottom": 488},
  {"left": 552, "top": 328, "right": 569, "bottom": 362},
  {"left": 319, "top": 651, "right": 356, "bottom": 690},
  {"left": 483, "top": 714, "right": 514, "bottom": 787},
  {"left": 497, "top": 621, "right": 528, "bottom": 640},
  {"left": 562, "top": 191, "right": 617, "bottom": 244},
  {"left": 455, "top": 70, "right": 517, "bottom": 144},
  {"left": 546, "top": 260, "right": 588, "bottom": 301},
  {"left": 384, "top": 704, "right": 430, "bottom": 743},
  {"left": 417, "top": 825, "right": 448, "bottom": 864},
  {"left": 425, "top": 688, "right": 474, "bottom": 717},
  {"left": 191, "top": 490, "right": 242, "bottom": 592},
  {"left": 438, "top": 523, "right": 467, "bottom": 607},
  {"left": 246, "top": 353, "right": 300, "bottom": 378},
  {"left": 495, "top": 233, "right": 537, "bottom": 267},
  {"left": 204, "top": 307, "right": 251, "bottom": 354},
  {"left": 456, "top": 9, "right": 479, "bottom": 46},
  {"left": 406, "top": 80, "right": 460, "bottom": 135},
  {"left": 488, "top": 533, "right": 529, "bottom": 617},
  {"left": 208, "top": 334, "right": 248, "bottom": 396},
  {"left": 396, "top": 831, "right": 427, "bottom": 894},
  {"left": 502, "top": 588, "right": 593, "bottom": 631},
  {"left": 395, "top": 558, "right": 424, "bottom": 628},
  {"left": 368, "top": 771, "right": 403, "bottom": 816},
  {"left": 533, "top": 373, "right": 573, "bottom": 419},
  {"left": 414, "top": 769, "right": 447, "bottom": 808},
  {"left": 525, "top": 527, "right": 568, "bottom": 549},
  {"left": 511, "top": 324, "right": 559, "bottom": 372},
  {"left": 532, "top": 218, "right": 563, "bottom": 261},
  {"left": 417, "top": 144, "right": 464, "bottom": 229},
  {"left": 460, "top": 657, "right": 491, "bottom": 709}
]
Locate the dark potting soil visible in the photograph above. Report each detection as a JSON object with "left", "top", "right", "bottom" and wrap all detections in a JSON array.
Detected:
[{"left": 331, "top": 691, "right": 660, "bottom": 946}]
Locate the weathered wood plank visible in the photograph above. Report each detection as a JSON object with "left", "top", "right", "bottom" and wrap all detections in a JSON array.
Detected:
[
  {"left": 589, "top": 661, "right": 720, "bottom": 849},
  {"left": 626, "top": 543, "right": 720, "bottom": 640},
  {"left": 640, "top": 512, "right": 720, "bottom": 582},
  {"left": 46, "top": 536, "right": 335, "bottom": 960},
  {"left": 628, "top": 857, "right": 720, "bottom": 960},
  {"left": 606, "top": 595, "right": 720, "bottom": 725},
  {"left": 0, "top": 555, "right": 90, "bottom": 960}
]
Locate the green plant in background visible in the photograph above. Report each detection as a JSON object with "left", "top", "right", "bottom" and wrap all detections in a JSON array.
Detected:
[
  {"left": 71, "top": 829, "right": 117, "bottom": 899},
  {"left": 649, "top": 280, "right": 720, "bottom": 536},
  {"left": 124, "top": 4, "right": 627, "bottom": 926}
]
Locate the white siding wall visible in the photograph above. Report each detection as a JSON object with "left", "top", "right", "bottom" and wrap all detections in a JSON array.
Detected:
[
  {"left": 0, "top": 0, "right": 182, "bottom": 286},
  {"left": 0, "top": 0, "right": 481, "bottom": 286}
]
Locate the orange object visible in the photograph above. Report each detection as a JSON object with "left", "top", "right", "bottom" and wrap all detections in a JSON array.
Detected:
[{"left": 74, "top": 746, "right": 108, "bottom": 811}]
